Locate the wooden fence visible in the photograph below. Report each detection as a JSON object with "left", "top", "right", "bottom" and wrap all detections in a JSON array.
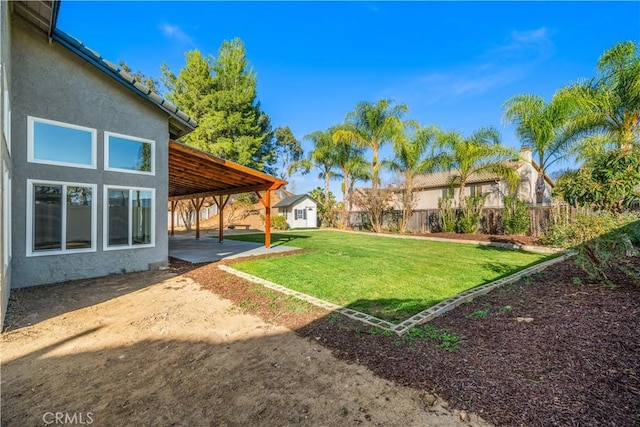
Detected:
[{"left": 347, "top": 205, "right": 581, "bottom": 237}]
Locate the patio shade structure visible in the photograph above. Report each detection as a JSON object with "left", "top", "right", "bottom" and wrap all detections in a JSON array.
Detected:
[{"left": 168, "top": 140, "right": 287, "bottom": 247}]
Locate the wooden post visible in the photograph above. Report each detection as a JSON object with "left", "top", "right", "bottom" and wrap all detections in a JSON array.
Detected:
[
  {"left": 255, "top": 190, "right": 272, "bottom": 248},
  {"left": 170, "top": 200, "right": 178, "bottom": 236},
  {"left": 213, "top": 195, "right": 230, "bottom": 243},
  {"left": 191, "top": 197, "right": 205, "bottom": 240}
]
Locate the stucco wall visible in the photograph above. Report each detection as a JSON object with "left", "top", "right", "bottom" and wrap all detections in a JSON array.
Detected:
[
  {"left": 10, "top": 21, "right": 170, "bottom": 288},
  {"left": 0, "top": 0, "right": 12, "bottom": 323}
]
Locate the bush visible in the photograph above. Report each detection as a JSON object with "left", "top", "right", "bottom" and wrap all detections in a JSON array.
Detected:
[
  {"left": 457, "top": 195, "right": 486, "bottom": 234},
  {"left": 438, "top": 197, "right": 456, "bottom": 233},
  {"left": 259, "top": 214, "right": 289, "bottom": 230},
  {"left": 541, "top": 211, "right": 638, "bottom": 248},
  {"left": 271, "top": 215, "right": 288, "bottom": 230},
  {"left": 502, "top": 196, "right": 530, "bottom": 235},
  {"left": 541, "top": 211, "right": 640, "bottom": 283}
]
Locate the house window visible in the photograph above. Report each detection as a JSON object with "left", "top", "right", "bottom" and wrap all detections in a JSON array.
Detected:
[
  {"left": 28, "top": 117, "right": 96, "bottom": 169},
  {"left": 441, "top": 188, "right": 454, "bottom": 199},
  {"left": 294, "top": 209, "right": 307, "bottom": 220},
  {"left": 26, "top": 179, "right": 96, "bottom": 256},
  {"left": 104, "top": 186, "right": 155, "bottom": 250},
  {"left": 469, "top": 184, "right": 484, "bottom": 197},
  {"left": 105, "top": 132, "right": 155, "bottom": 175}
]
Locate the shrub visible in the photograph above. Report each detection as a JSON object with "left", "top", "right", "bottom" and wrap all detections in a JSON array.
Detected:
[
  {"left": 438, "top": 197, "right": 456, "bottom": 233},
  {"left": 502, "top": 196, "right": 530, "bottom": 235},
  {"left": 457, "top": 195, "right": 486, "bottom": 234},
  {"left": 541, "top": 211, "right": 640, "bottom": 284},
  {"left": 271, "top": 215, "right": 288, "bottom": 230}
]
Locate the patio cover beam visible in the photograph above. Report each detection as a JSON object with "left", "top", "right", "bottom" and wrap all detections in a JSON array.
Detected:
[{"left": 168, "top": 140, "right": 286, "bottom": 247}]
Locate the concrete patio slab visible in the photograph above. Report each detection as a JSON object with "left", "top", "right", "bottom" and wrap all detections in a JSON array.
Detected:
[{"left": 169, "top": 235, "right": 299, "bottom": 263}]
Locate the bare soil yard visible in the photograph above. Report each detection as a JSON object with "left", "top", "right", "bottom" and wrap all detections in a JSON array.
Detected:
[{"left": 1, "top": 267, "right": 484, "bottom": 426}]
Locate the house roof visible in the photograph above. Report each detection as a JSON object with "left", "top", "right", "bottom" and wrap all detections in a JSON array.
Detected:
[
  {"left": 11, "top": 0, "right": 60, "bottom": 39},
  {"left": 273, "top": 194, "right": 316, "bottom": 208},
  {"left": 52, "top": 30, "right": 197, "bottom": 139},
  {"left": 412, "top": 160, "right": 555, "bottom": 190},
  {"left": 168, "top": 140, "right": 287, "bottom": 200},
  {"left": 13, "top": 0, "right": 197, "bottom": 140}
]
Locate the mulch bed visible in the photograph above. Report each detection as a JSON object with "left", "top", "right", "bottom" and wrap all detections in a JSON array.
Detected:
[{"left": 173, "top": 253, "right": 640, "bottom": 426}]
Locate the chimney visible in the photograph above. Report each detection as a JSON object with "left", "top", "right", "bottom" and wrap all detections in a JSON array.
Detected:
[{"left": 519, "top": 147, "right": 533, "bottom": 163}]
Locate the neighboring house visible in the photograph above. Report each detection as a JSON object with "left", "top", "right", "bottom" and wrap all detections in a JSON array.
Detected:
[
  {"left": 406, "top": 148, "right": 554, "bottom": 210},
  {"left": 0, "top": 1, "right": 199, "bottom": 324},
  {"left": 274, "top": 194, "right": 318, "bottom": 228}
]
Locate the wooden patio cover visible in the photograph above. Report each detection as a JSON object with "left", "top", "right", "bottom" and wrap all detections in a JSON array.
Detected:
[{"left": 168, "top": 140, "right": 287, "bottom": 247}]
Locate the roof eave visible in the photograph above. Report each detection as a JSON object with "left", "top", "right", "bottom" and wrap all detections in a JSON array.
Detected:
[{"left": 51, "top": 29, "right": 197, "bottom": 139}]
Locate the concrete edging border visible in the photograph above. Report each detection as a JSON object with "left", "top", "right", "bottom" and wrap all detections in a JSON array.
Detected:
[{"left": 219, "top": 251, "right": 573, "bottom": 336}]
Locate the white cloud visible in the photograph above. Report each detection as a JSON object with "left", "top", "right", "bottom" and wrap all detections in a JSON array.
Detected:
[
  {"left": 395, "top": 27, "right": 555, "bottom": 106},
  {"left": 159, "top": 23, "right": 194, "bottom": 45}
]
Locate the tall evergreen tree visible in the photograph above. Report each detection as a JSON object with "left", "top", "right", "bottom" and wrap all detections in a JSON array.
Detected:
[{"left": 161, "top": 39, "right": 276, "bottom": 173}]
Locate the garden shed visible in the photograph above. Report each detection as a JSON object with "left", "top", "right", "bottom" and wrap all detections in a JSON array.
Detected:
[{"left": 274, "top": 194, "right": 318, "bottom": 228}]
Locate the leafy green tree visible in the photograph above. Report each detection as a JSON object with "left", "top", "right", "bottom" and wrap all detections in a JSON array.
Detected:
[
  {"left": 118, "top": 61, "right": 160, "bottom": 94},
  {"left": 554, "top": 147, "right": 640, "bottom": 212},
  {"left": 309, "top": 187, "right": 341, "bottom": 227},
  {"left": 502, "top": 92, "right": 577, "bottom": 204},
  {"left": 274, "top": 126, "right": 303, "bottom": 180},
  {"left": 560, "top": 40, "right": 640, "bottom": 152},
  {"left": 333, "top": 99, "right": 409, "bottom": 192},
  {"left": 436, "top": 126, "right": 518, "bottom": 207},
  {"left": 161, "top": 39, "right": 276, "bottom": 173},
  {"left": 387, "top": 125, "right": 443, "bottom": 233}
]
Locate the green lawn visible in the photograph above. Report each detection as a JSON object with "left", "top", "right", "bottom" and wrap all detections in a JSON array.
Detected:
[{"left": 227, "top": 231, "right": 552, "bottom": 322}]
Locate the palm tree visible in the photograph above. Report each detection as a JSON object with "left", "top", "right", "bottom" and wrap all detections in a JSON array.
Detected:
[
  {"left": 437, "top": 126, "right": 517, "bottom": 207},
  {"left": 291, "top": 129, "right": 338, "bottom": 203},
  {"left": 333, "top": 99, "right": 409, "bottom": 192},
  {"left": 560, "top": 40, "right": 640, "bottom": 152},
  {"left": 502, "top": 92, "right": 577, "bottom": 204},
  {"left": 387, "top": 125, "right": 443, "bottom": 232},
  {"left": 331, "top": 126, "right": 370, "bottom": 213}
]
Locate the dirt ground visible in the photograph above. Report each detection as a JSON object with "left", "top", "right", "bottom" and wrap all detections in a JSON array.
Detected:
[{"left": 1, "top": 268, "right": 486, "bottom": 426}]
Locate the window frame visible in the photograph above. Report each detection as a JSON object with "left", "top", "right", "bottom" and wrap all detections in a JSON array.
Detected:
[
  {"left": 104, "top": 131, "right": 155, "bottom": 175},
  {"left": 3, "top": 163, "right": 10, "bottom": 268},
  {"left": 441, "top": 187, "right": 454, "bottom": 199},
  {"left": 27, "top": 116, "right": 97, "bottom": 169},
  {"left": 26, "top": 179, "right": 97, "bottom": 257},
  {"left": 2, "top": 64, "right": 10, "bottom": 156},
  {"left": 103, "top": 185, "right": 156, "bottom": 251}
]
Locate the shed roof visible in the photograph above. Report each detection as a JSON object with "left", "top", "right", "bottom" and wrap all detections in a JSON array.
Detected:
[
  {"left": 273, "top": 194, "right": 316, "bottom": 208},
  {"left": 168, "top": 140, "right": 287, "bottom": 200}
]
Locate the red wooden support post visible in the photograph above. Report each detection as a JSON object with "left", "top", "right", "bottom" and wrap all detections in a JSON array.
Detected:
[
  {"left": 192, "top": 198, "right": 205, "bottom": 240},
  {"left": 213, "top": 195, "right": 230, "bottom": 243},
  {"left": 264, "top": 190, "right": 271, "bottom": 248},
  {"left": 255, "top": 190, "right": 272, "bottom": 249}
]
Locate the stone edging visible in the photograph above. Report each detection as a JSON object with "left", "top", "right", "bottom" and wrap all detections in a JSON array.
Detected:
[{"left": 219, "top": 252, "right": 573, "bottom": 336}]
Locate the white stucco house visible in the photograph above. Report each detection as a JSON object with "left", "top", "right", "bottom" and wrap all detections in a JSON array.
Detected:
[
  {"left": 274, "top": 194, "right": 318, "bottom": 228},
  {"left": 404, "top": 148, "right": 554, "bottom": 210}
]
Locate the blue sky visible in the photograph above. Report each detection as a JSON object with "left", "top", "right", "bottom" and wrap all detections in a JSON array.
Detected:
[{"left": 58, "top": 1, "right": 640, "bottom": 199}]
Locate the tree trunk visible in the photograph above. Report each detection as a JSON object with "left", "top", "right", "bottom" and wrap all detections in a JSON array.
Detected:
[{"left": 535, "top": 175, "right": 546, "bottom": 205}]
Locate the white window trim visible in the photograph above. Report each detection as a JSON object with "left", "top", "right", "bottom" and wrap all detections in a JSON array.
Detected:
[
  {"left": 26, "top": 179, "right": 98, "bottom": 257},
  {"left": 104, "top": 131, "right": 155, "bottom": 176},
  {"left": 3, "top": 65, "right": 10, "bottom": 156},
  {"left": 27, "top": 116, "right": 97, "bottom": 169},
  {"left": 3, "top": 164, "right": 11, "bottom": 269},
  {"left": 103, "top": 185, "right": 155, "bottom": 251}
]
